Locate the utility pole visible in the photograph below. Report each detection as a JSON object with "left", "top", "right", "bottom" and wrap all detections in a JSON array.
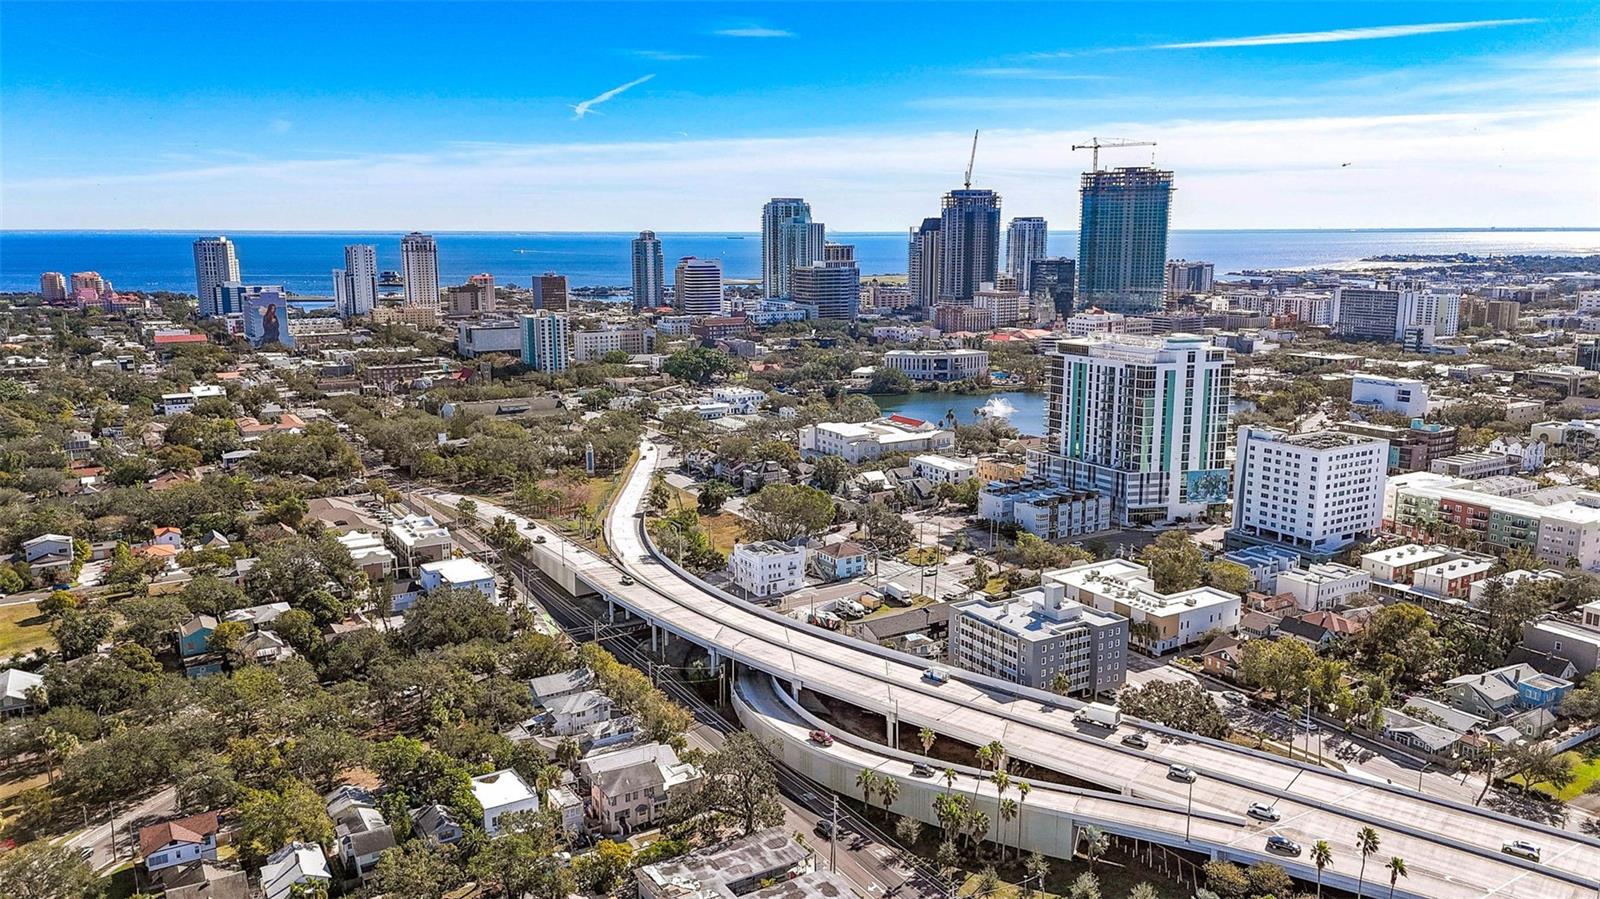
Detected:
[
  {"left": 1185, "top": 780, "right": 1194, "bottom": 843},
  {"left": 829, "top": 793, "right": 839, "bottom": 873}
]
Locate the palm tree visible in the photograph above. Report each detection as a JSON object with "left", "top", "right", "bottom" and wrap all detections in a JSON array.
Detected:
[
  {"left": 1015, "top": 780, "right": 1031, "bottom": 853},
  {"left": 973, "top": 745, "right": 993, "bottom": 802},
  {"left": 919, "top": 726, "right": 936, "bottom": 756},
  {"left": 986, "top": 740, "right": 1008, "bottom": 774},
  {"left": 1385, "top": 856, "right": 1408, "bottom": 899},
  {"left": 1311, "top": 839, "right": 1334, "bottom": 898},
  {"left": 998, "top": 798, "right": 1018, "bottom": 863},
  {"left": 856, "top": 768, "right": 879, "bottom": 812},
  {"left": 991, "top": 770, "right": 1011, "bottom": 857},
  {"left": 1356, "top": 827, "right": 1382, "bottom": 897},
  {"left": 1078, "top": 825, "right": 1108, "bottom": 872},
  {"left": 943, "top": 767, "right": 959, "bottom": 797},
  {"left": 878, "top": 777, "right": 901, "bottom": 818},
  {"left": 1050, "top": 671, "right": 1071, "bottom": 695}
]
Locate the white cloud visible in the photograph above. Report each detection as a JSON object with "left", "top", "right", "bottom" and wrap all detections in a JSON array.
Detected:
[
  {"left": 571, "top": 74, "right": 656, "bottom": 119},
  {"left": 1158, "top": 18, "right": 1540, "bottom": 49},
  {"left": 7, "top": 105, "right": 1596, "bottom": 231},
  {"left": 965, "top": 68, "right": 1108, "bottom": 81},
  {"left": 631, "top": 49, "right": 703, "bottom": 61},
  {"left": 714, "top": 26, "right": 793, "bottom": 38}
]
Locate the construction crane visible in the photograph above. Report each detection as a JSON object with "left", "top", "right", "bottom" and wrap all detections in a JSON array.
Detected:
[
  {"left": 1070, "top": 136, "right": 1156, "bottom": 172},
  {"left": 963, "top": 129, "right": 979, "bottom": 189}
]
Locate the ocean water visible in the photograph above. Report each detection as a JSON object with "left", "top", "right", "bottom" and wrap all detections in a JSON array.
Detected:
[{"left": 2, "top": 229, "right": 1596, "bottom": 296}]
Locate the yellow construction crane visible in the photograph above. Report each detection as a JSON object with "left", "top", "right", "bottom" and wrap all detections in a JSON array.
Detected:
[
  {"left": 963, "top": 129, "right": 979, "bottom": 189},
  {"left": 1071, "top": 136, "right": 1156, "bottom": 172}
]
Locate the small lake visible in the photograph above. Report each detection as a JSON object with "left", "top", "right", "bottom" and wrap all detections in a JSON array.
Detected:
[{"left": 869, "top": 391, "right": 1047, "bottom": 436}]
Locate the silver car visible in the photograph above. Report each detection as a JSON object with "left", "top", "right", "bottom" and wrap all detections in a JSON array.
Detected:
[{"left": 1247, "top": 802, "right": 1281, "bottom": 822}]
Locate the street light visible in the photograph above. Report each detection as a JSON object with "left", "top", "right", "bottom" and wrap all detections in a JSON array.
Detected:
[{"left": 1185, "top": 778, "right": 1195, "bottom": 842}]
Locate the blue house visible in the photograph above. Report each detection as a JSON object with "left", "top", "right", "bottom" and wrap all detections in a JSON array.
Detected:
[
  {"left": 177, "top": 615, "right": 217, "bottom": 658},
  {"left": 811, "top": 541, "right": 869, "bottom": 582}
]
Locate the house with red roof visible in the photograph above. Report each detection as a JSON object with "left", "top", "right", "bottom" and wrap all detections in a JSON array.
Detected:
[{"left": 139, "top": 810, "right": 221, "bottom": 873}]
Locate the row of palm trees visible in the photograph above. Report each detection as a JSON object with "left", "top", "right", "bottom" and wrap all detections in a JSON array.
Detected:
[{"left": 1309, "top": 826, "right": 1408, "bottom": 899}]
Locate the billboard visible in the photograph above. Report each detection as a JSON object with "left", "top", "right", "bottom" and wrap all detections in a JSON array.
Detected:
[
  {"left": 244, "top": 291, "right": 294, "bottom": 349},
  {"left": 1184, "top": 468, "right": 1232, "bottom": 504}
]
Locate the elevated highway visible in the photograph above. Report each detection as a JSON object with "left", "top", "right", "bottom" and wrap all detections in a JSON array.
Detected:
[{"left": 439, "top": 439, "right": 1600, "bottom": 898}]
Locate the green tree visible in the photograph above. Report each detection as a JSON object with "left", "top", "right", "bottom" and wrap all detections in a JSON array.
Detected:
[
  {"left": 1311, "top": 839, "right": 1334, "bottom": 898},
  {"left": 1201, "top": 860, "right": 1250, "bottom": 899},
  {"left": 236, "top": 780, "right": 334, "bottom": 866},
  {"left": 1385, "top": 856, "right": 1408, "bottom": 899},
  {"left": 859, "top": 501, "right": 913, "bottom": 554},
  {"left": 663, "top": 346, "right": 738, "bottom": 385},
  {"left": 1203, "top": 560, "right": 1254, "bottom": 595},
  {"left": 1137, "top": 531, "right": 1204, "bottom": 593},
  {"left": 1116, "top": 681, "right": 1231, "bottom": 738},
  {"left": 368, "top": 842, "right": 464, "bottom": 899},
  {"left": 744, "top": 484, "right": 835, "bottom": 542},
  {"left": 812, "top": 455, "right": 852, "bottom": 494},
  {"left": 1247, "top": 862, "right": 1294, "bottom": 898},
  {"left": 1238, "top": 637, "right": 1319, "bottom": 700},
  {"left": 697, "top": 479, "right": 736, "bottom": 514},
  {"left": 686, "top": 731, "right": 785, "bottom": 835},
  {"left": 572, "top": 840, "right": 634, "bottom": 892},
  {"left": 0, "top": 842, "right": 102, "bottom": 899},
  {"left": 49, "top": 607, "right": 114, "bottom": 659},
  {"left": 113, "top": 595, "right": 190, "bottom": 651},
  {"left": 1066, "top": 872, "right": 1101, "bottom": 899},
  {"left": 404, "top": 585, "right": 511, "bottom": 649},
  {"left": 468, "top": 811, "right": 573, "bottom": 899}
]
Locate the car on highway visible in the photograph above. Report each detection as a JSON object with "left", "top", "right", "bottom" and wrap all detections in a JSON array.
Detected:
[
  {"left": 814, "top": 818, "right": 834, "bottom": 840},
  {"left": 1502, "top": 840, "right": 1541, "bottom": 862},
  {"left": 809, "top": 729, "right": 835, "bottom": 747},
  {"left": 1223, "top": 691, "right": 1246, "bottom": 704},
  {"left": 911, "top": 763, "right": 935, "bottom": 778},
  {"left": 1121, "top": 733, "right": 1149, "bottom": 750},
  {"left": 533, "top": 535, "right": 546, "bottom": 544},
  {"left": 1247, "top": 802, "right": 1281, "bottom": 822},
  {"left": 1266, "top": 836, "right": 1302, "bottom": 856},
  {"left": 620, "top": 575, "right": 635, "bottom": 586},
  {"left": 1167, "top": 764, "right": 1197, "bottom": 783}
]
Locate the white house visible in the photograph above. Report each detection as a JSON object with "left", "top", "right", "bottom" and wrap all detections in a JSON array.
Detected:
[
  {"left": 1351, "top": 374, "right": 1429, "bottom": 417},
  {"left": 728, "top": 541, "right": 807, "bottom": 598},
  {"left": 419, "top": 557, "right": 497, "bottom": 602},
  {"left": 1274, "top": 563, "right": 1372, "bottom": 612},
  {"left": 21, "top": 533, "right": 73, "bottom": 565},
  {"left": 545, "top": 689, "right": 615, "bottom": 735},
  {"left": 1, "top": 668, "right": 45, "bottom": 715},
  {"left": 910, "top": 454, "right": 976, "bottom": 485},
  {"left": 261, "top": 843, "right": 331, "bottom": 899},
  {"left": 799, "top": 416, "right": 954, "bottom": 464},
  {"left": 710, "top": 386, "right": 767, "bottom": 415},
  {"left": 138, "top": 811, "right": 220, "bottom": 874},
  {"left": 471, "top": 768, "right": 541, "bottom": 836}
]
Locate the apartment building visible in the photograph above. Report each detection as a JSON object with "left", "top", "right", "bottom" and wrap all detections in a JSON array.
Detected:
[
  {"left": 1341, "top": 419, "right": 1459, "bottom": 473},
  {"left": 727, "top": 541, "right": 806, "bottom": 598},
  {"left": 1385, "top": 472, "right": 1600, "bottom": 572},
  {"left": 1274, "top": 563, "right": 1372, "bottom": 612},
  {"left": 1046, "top": 559, "right": 1241, "bottom": 655},
  {"left": 1228, "top": 427, "right": 1388, "bottom": 557},
  {"left": 386, "top": 513, "right": 452, "bottom": 576},
  {"left": 573, "top": 328, "right": 655, "bottom": 362},
  {"left": 949, "top": 582, "right": 1128, "bottom": 695},
  {"left": 1351, "top": 375, "right": 1429, "bottom": 417},
  {"left": 880, "top": 348, "right": 989, "bottom": 382},
  {"left": 799, "top": 416, "right": 954, "bottom": 464},
  {"left": 909, "top": 454, "right": 976, "bottom": 485},
  {"left": 977, "top": 480, "right": 1112, "bottom": 541}
]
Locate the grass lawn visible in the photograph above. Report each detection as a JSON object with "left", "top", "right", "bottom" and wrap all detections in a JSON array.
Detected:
[
  {"left": 1521, "top": 751, "right": 1600, "bottom": 802},
  {"left": 663, "top": 483, "right": 746, "bottom": 554},
  {"left": 904, "top": 546, "right": 946, "bottom": 567},
  {"left": 958, "top": 860, "right": 1187, "bottom": 899},
  {"left": 0, "top": 601, "right": 54, "bottom": 657}
]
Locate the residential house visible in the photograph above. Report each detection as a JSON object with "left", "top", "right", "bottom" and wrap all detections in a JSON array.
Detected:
[
  {"left": 1200, "top": 634, "right": 1245, "bottom": 680},
  {"left": 138, "top": 811, "right": 221, "bottom": 874},
  {"left": 238, "top": 629, "right": 297, "bottom": 666},
  {"left": 1, "top": 668, "right": 45, "bottom": 716},
  {"left": 177, "top": 615, "right": 218, "bottom": 658},
  {"left": 1443, "top": 664, "right": 1573, "bottom": 719},
  {"left": 335, "top": 530, "right": 396, "bottom": 585},
  {"left": 419, "top": 557, "right": 497, "bottom": 602},
  {"left": 544, "top": 689, "right": 615, "bottom": 735},
  {"left": 325, "top": 786, "right": 396, "bottom": 882},
  {"left": 579, "top": 742, "right": 702, "bottom": 835},
  {"left": 260, "top": 843, "right": 331, "bottom": 899},
  {"left": 223, "top": 602, "right": 291, "bottom": 629},
  {"left": 20, "top": 533, "right": 74, "bottom": 578},
  {"left": 409, "top": 804, "right": 464, "bottom": 847},
  {"left": 1521, "top": 599, "right": 1600, "bottom": 676},
  {"left": 150, "top": 526, "right": 184, "bottom": 550},
  {"left": 386, "top": 513, "right": 452, "bottom": 576},
  {"left": 636, "top": 827, "right": 811, "bottom": 899},
  {"left": 529, "top": 668, "right": 595, "bottom": 705},
  {"left": 471, "top": 768, "right": 541, "bottom": 836},
  {"left": 728, "top": 541, "right": 806, "bottom": 599},
  {"left": 811, "top": 541, "right": 869, "bottom": 582},
  {"left": 157, "top": 862, "right": 250, "bottom": 899}
]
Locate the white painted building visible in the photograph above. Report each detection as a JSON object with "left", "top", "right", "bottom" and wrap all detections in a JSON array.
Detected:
[
  {"left": 977, "top": 481, "right": 1112, "bottom": 541},
  {"left": 910, "top": 454, "right": 976, "bottom": 485},
  {"left": 711, "top": 386, "right": 767, "bottom": 415},
  {"left": 419, "top": 557, "right": 497, "bottom": 602},
  {"left": 880, "top": 348, "right": 989, "bottom": 382},
  {"left": 1046, "top": 559, "right": 1241, "bottom": 655},
  {"left": 400, "top": 232, "right": 440, "bottom": 309},
  {"left": 1351, "top": 375, "right": 1429, "bottom": 417},
  {"left": 521, "top": 311, "right": 570, "bottom": 373},
  {"left": 949, "top": 582, "right": 1127, "bottom": 695},
  {"left": 456, "top": 320, "right": 523, "bottom": 358},
  {"left": 728, "top": 541, "right": 806, "bottom": 598},
  {"left": 1229, "top": 427, "right": 1388, "bottom": 556},
  {"left": 471, "top": 769, "right": 540, "bottom": 836},
  {"left": 574, "top": 328, "right": 655, "bottom": 362},
  {"left": 1274, "top": 563, "right": 1371, "bottom": 612},
  {"left": 799, "top": 416, "right": 954, "bottom": 464}
]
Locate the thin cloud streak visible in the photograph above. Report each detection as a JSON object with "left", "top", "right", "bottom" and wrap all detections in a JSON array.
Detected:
[
  {"left": 571, "top": 74, "right": 656, "bottom": 119},
  {"left": 966, "top": 68, "right": 1109, "bottom": 81},
  {"left": 1159, "top": 18, "right": 1540, "bottom": 49},
  {"left": 631, "top": 49, "right": 703, "bottom": 61},
  {"left": 714, "top": 26, "right": 794, "bottom": 38}
]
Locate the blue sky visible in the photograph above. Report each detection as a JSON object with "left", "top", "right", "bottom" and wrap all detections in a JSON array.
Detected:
[{"left": 3, "top": 2, "right": 1597, "bottom": 230}]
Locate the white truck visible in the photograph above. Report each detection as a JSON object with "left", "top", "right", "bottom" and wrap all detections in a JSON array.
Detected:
[{"left": 1074, "top": 702, "right": 1122, "bottom": 729}]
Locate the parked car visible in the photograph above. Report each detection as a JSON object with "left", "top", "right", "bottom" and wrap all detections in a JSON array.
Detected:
[
  {"left": 814, "top": 819, "right": 834, "bottom": 839},
  {"left": 809, "top": 729, "right": 835, "bottom": 747},
  {"left": 911, "top": 763, "right": 935, "bottom": 778},
  {"left": 1167, "top": 764, "right": 1197, "bottom": 783},
  {"left": 1266, "top": 836, "right": 1302, "bottom": 856},
  {"left": 1247, "top": 802, "right": 1281, "bottom": 822},
  {"left": 1121, "top": 733, "right": 1149, "bottom": 750},
  {"left": 1502, "top": 840, "right": 1541, "bottom": 862}
]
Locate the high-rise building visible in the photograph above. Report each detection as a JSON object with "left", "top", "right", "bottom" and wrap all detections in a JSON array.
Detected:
[
  {"left": 761, "top": 198, "right": 825, "bottom": 299},
  {"left": 520, "top": 311, "right": 570, "bottom": 373},
  {"left": 1577, "top": 338, "right": 1600, "bottom": 373},
  {"left": 70, "top": 272, "right": 110, "bottom": 297},
  {"left": 792, "top": 243, "right": 860, "bottom": 321},
  {"left": 400, "top": 232, "right": 440, "bottom": 309},
  {"left": 673, "top": 257, "right": 723, "bottom": 317},
  {"left": 193, "top": 236, "right": 241, "bottom": 318},
  {"left": 1429, "top": 291, "right": 1462, "bottom": 337},
  {"left": 1486, "top": 299, "right": 1520, "bottom": 332},
  {"left": 1334, "top": 285, "right": 1423, "bottom": 342},
  {"left": 39, "top": 272, "right": 66, "bottom": 302},
  {"left": 1029, "top": 258, "right": 1076, "bottom": 324},
  {"left": 1228, "top": 427, "right": 1388, "bottom": 557},
  {"left": 938, "top": 189, "right": 1001, "bottom": 302},
  {"left": 533, "top": 272, "right": 569, "bottom": 311},
  {"left": 1039, "top": 333, "right": 1233, "bottom": 525},
  {"left": 907, "top": 218, "right": 942, "bottom": 311},
  {"left": 1165, "top": 260, "right": 1214, "bottom": 298},
  {"left": 332, "top": 244, "right": 378, "bottom": 319},
  {"left": 1076, "top": 167, "right": 1173, "bottom": 313},
  {"left": 443, "top": 274, "right": 496, "bottom": 315},
  {"left": 1005, "top": 217, "right": 1048, "bottom": 293},
  {"left": 631, "top": 231, "right": 665, "bottom": 310}
]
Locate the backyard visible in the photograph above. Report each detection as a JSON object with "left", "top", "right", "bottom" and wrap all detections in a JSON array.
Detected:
[{"left": 0, "top": 600, "right": 53, "bottom": 658}]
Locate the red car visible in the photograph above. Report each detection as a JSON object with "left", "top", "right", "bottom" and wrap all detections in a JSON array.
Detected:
[{"left": 809, "top": 729, "right": 835, "bottom": 747}]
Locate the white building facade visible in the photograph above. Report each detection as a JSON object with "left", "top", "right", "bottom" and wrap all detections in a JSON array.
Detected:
[
  {"left": 400, "top": 232, "right": 440, "bottom": 309},
  {"left": 728, "top": 541, "right": 807, "bottom": 598},
  {"left": 1229, "top": 427, "right": 1388, "bottom": 557}
]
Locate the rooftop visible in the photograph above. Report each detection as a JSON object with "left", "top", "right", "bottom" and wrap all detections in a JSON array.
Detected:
[
  {"left": 420, "top": 556, "right": 495, "bottom": 584},
  {"left": 470, "top": 768, "right": 535, "bottom": 810}
]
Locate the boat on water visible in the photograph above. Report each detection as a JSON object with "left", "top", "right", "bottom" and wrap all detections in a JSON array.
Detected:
[{"left": 378, "top": 270, "right": 403, "bottom": 287}]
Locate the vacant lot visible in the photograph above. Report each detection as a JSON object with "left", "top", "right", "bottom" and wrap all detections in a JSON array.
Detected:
[{"left": 0, "top": 601, "right": 54, "bottom": 658}]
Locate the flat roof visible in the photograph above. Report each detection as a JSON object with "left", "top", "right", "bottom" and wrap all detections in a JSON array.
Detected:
[{"left": 421, "top": 557, "right": 494, "bottom": 583}]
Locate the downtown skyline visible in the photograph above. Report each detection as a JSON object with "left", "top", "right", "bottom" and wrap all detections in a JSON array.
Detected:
[{"left": 1, "top": 2, "right": 1598, "bottom": 231}]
